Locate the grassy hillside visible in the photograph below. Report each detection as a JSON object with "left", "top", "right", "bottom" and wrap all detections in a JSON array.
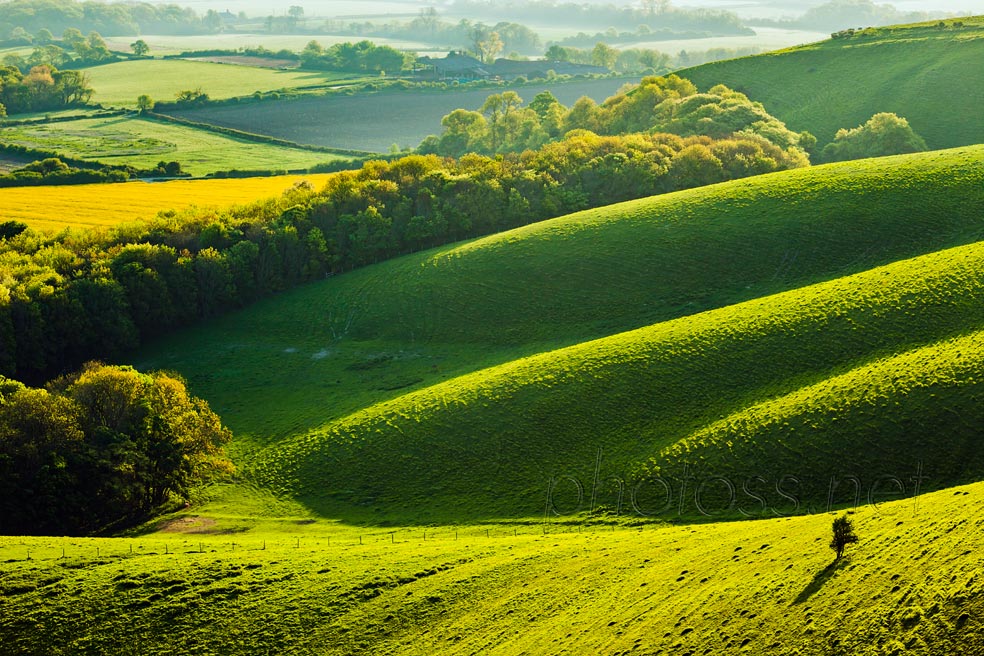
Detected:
[
  {"left": 1, "top": 481, "right": 982, "bottom": 654},
  {"left": 85, "top": 60, "right": 372, "bottom": 108},
  {"left": 249, "top": 242, "right": 984, "bottom": 520},
  {"left": 0, "top": 115, "right": 348, "bottom": 176},
  {"left": 0, "top": 173, "right": 337, "bottom": 232},
  {"left": 679, "top": 16, "right": 984, "bottom": 148},
  {"left": 133, "top": 146, "right": 984, "bottom": 521}
]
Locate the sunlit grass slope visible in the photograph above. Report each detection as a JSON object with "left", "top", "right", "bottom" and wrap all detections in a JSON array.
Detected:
[
  {"left": 1, "top": 173, "right": 336, "bottom": 231},
  {"left": 680, "top": 16, "right": 984, "bottom": 147},
  {"left": 1, "top": 482, "right": 982, "bottom": 654},
  {"left": 133, "top": 146, "right": 984, "bottom": 521},
  {"left": 251, "top": 242, "right": 984, "bottom": 520}
]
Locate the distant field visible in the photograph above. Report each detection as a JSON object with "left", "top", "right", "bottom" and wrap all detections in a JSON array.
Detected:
[
  {"left": 85, "top": 59, "right": 373, "bottom": 108},
  {"left": 0, "top": 174, "right": 336, "bottom": 232},
  {"left": 680, "top": 16, "right": 984, "bottom": 147},
  {"left": 102, "top": 33, "right": 441, "bottom": 56},
  {"left": 0, "top": 115, "right": 348, "bottom": 175},
  {"left": 165, "top": 77, "right": 642, "bottom": 152}
]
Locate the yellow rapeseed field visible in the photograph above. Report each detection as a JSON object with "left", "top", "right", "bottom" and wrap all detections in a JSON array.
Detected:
[{"left": 9, "top": 174, "right": 337, "bottom": 232}]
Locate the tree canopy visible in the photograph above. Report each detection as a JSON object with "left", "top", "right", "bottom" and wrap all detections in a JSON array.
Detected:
[
  {"left": 0, "top": 362, "right": 232, "bottom": 535},
  {"left": 820, "top": 112, "right": 927, "bottom": 162},
  {"left": 421, "top": 75, "right": 812, "bottom": 162}
]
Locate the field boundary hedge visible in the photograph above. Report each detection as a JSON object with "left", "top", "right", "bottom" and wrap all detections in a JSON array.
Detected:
[{"left": 1, "top": 108, "right": 125, "bottom": 127}]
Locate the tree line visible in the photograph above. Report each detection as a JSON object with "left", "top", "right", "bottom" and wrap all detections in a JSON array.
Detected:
[
  {"left": 0, "top": 0, "right": 212, "bottom": 39},
  {"left": 330, "top": 12, "right": 543, "bottom": 58},
  {"left": 419, "top": 75, "right": 814, "bottom": 160},
  {"left": 299, "top": 40, "right": 410, "bottom": 74},
  {"left": 0, "top": 156, "right": 186, "bottom": 187},
  {"left": 543, "top": 43, "right": 762, "bottom": 73},
  {"left": 0, "top": 362, "right": 232, "bottom": 535},
  {"left": 445, "top": 0, "right": 750, "bottom": 34}
]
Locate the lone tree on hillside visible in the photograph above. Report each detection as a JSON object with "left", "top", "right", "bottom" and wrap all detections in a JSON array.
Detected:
[{"left": 830, "top": 514, "right": 859, "bottom": 560}]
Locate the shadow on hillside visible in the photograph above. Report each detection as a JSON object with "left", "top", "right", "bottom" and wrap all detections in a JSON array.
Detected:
[{"left": 793, "top": 558, "right": 846, "bottom": 605}]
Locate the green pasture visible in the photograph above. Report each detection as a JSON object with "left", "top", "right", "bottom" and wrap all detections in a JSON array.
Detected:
[
  {"left": 85, "top": 59, "right": 375, "bottom": 108},
  {"left": 680, "top": 16, "right": 984, "bottom": 148},
  {"left": 0, "top": 114, "right": 349, "bottom": 175},
  {"left": 1, "top": 482, "right": 981, "bottom": 654}
]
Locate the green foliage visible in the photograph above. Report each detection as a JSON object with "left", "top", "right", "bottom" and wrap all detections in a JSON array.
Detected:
[
  {"left": 0, "top": 220, "right": 27, "bottom": 240},
  {"left": 831, "top": 514, "right": 859, "bottom": 559},
  {"left": 423, "top": 74, "right": 810, "bottom": 161},
  {"left": 680, "top": 16, "right": 984, "bottom": 149},
  {"left": 136, "top": 93, "right": 153, "bottom": 111},
  {"left": 0, "top": 63, "right": 92, "bottom": 113},
  {"left": 175, "top": 87, "right": 208, "bottom": 105},
  {"left": 0, "top": 156, "right": 133, "bottom": 187},
  {"left": 0, "top": 362, "right": 232, "bottom": 535},
  {"left": 820, "top": 112, "right": 927, "bottom": 162},
  {"left": 299, "top": 40, "right": 409, "bottom": 73}
]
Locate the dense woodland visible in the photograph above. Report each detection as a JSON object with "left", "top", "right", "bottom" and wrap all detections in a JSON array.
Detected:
[{"left": 0, "top": 362, "right": 232, "bottom": 535}]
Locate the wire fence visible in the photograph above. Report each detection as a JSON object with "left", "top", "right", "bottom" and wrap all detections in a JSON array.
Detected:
[{"left": 0, "top": 521, "right": 641, "bottom": 565}]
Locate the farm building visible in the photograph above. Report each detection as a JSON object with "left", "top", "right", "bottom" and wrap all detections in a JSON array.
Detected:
[{"left": 417, "top": 52, "right": 489, "bottom": 80}]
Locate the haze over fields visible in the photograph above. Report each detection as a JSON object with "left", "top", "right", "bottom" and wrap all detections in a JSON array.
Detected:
[{"left": 175, "top": 0, "right": 984, "bottom": 19}]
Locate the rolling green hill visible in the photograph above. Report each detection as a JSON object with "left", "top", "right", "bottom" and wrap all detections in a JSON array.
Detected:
[
  {"left": 133, "top": 145, "right": 984, "bottom": 522},
  {"left": 679, "top": 16, "right": 984, "bottom": 148},
  {"left": 249, "top": 241, "right": 984, "bottom": 520},
  {"left": 2, "top": 481, "right": 982, "bottom": 654}
]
